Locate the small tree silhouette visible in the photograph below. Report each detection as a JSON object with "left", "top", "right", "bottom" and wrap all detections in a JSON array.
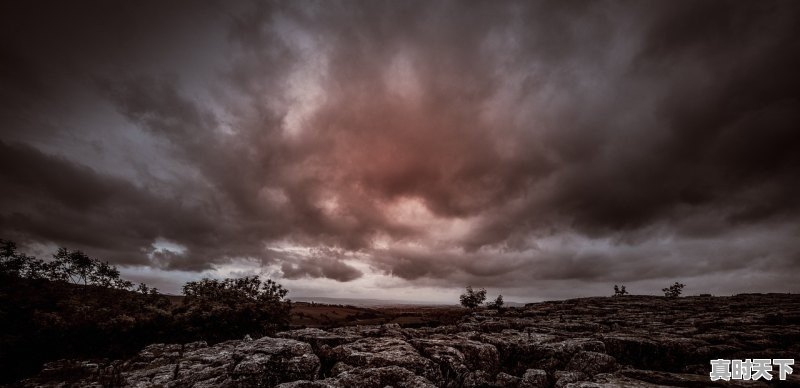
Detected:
[
  {"left": 1, "top": 240, "right": 134, "bottom": 290},
  {"left": 459, "top": 285, "right": 487, "bottom": 309},
  {"left": 0, "top": 239, "right": 31, "bottom": 277},
  {"left": 662, "top": 282, "right": 685, "bottom": 298},
  {"left": 487, "top": 294, "right": 504, "bottom": 310},
  {"left": 51, "top": 248, "right": 95, "bottom": 285},
  {"left": 613, "top": 284, "right": 628, "bottom": 297}
]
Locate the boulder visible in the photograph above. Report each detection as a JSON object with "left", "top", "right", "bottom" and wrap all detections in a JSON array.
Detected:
[
  {"left": 276, "top": 328, "right": 362, "bottom": 350},
  {"left": 520, "top": 368, "right": 548, "bottom": 388},
  {"left": 566, "top": 351, "right": 617, "bottom": 376},
  {"left": 462, "top": 370, "right": 495, "bottom": 387},
  {"left": 537, "top": 338, "right": 606, "bottom": 371},
  {"left": 564, "top": 373, "right": 672, "bottom": 388},
  {"left": 480, "top": 319, "right": 513, "bottom": 333},
  {"left": 553, "top": 370, "right": 590, "bottom": 388},
  {"left": 329, "top": 337, "right": 442, "bottom": 384},
  {"left": 495, "top": 371, "right": 521, "bottom": 387},
  {"left": 601, "top": 335, "right": 708, "bottom": 371},
  {"left": 171, "top": 337, "right": 319, "bottom": 387},
  {"left": 411, "top": 337, "right": 500, "bottom": 375},
  {"left": 278, "top": 366, "right": 437, "bottom": 388},
  {"left": 480, "top": 330, "right": 559, "bottom": 373},
  {"left": 330, "top": 323, "right": 406, "bottom": 339},
  {"left": 619, "top": 369, "right": 771, "bottom": 387}
]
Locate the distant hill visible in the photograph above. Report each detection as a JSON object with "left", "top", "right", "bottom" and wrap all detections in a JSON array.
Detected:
[
  {"left": 292, "top": 296, "right": 526, "bottom": 307},
  {"left": 291, "top": 296, "right": 449, "bottom": 307},
  {"left": 160, "top": 294, "right": 528, "bottom": 308}
]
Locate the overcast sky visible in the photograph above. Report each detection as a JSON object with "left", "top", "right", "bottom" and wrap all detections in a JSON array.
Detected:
[{"left": 1, "top": 1, "right": 798, "bottom": 302}]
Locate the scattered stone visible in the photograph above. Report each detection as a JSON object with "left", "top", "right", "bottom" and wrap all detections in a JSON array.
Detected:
[
  {"left": 565, "top": 373, "right": 671, "bottom": 387},
  {"left": 329, "top": 361, "right": 355, "bottom": 376},
  {"left": 277, "top": 328, "right": 362, "bottom": 350},
  {"left": 411, "top": 337, "right": 499, "bottom": 375},
  {"left": 520, "top": 368, "right": 548, "bottom": 388},
  {"left": 495, "top": 371, "right": 521, "bottom": 387},
  {"left": 462, "top": 369, "right": 494, "bottom": 387},
  {"left": 566, "top": 351, "right": 617, "bottom": 376},
  {"left": 538, "top": 338, "right": 606, "bottom": 371},
  {"left": 22, "top": 337, "right": 319, "bottom": 387},
  {"left": 554, "top": 370, "right": 589, "bottom": 388},
  {"left": 279, "top": 366, "right": 437, "bottom": 388},
  {"left": 601, "top": 334, "right": 708, "bottom": 371},
  {"left": 329, "top": 337, "right": 442, "bottom": 384},
  {"left": 619, "top": 368, "right": 771, "bottom": 387}
]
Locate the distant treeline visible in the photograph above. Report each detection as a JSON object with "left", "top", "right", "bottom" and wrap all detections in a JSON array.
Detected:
[
  {"left": 1, "top": 239, "right": 147, "bottom": 291},
  {"left": 0, "top": 239, "right": 292, "bottom": 384}
]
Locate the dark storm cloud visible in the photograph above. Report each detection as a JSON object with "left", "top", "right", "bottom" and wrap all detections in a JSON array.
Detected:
[
  {"left": 453, "top": 0, "right": 800, "bottom": 245},
  {"left": 0, "top": 140, "right": 283, "bottom": 271},
  {"left": 277, "top": 248, "right": 363, "bottom": 282},
  {"left": 0, "top": 140, "right": 204, "bottom": 265},
  {"left": 1, "top": 0, "right": 799, "bottom": 294}
]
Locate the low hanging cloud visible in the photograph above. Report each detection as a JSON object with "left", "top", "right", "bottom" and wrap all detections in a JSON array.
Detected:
[
  {"left": 1, "top": 1, "right": 799, "bottom": 297},
  {"left": 280, "top": 258, "right": 363, "bottom": 283}
]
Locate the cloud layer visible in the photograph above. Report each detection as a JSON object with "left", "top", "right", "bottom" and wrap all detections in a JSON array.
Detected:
[{"left": 1, "top": 1, "right": 799, "bottom": 299}]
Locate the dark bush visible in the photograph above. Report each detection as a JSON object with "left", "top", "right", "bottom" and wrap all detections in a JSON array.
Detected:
[
  {"left": 487, "top": 294, "right": 504, "bottom": 310},
  {"left": 613, "top": 284, "right": 628, "bottom": 297},
  {"left": 173, "top": 276, "right": 291, "bottom": 342},
  {"left": 459, "top": 285, "right": 487, "bottom": 309},
  {"left": 0, "top": 239, "right": 292, "bottom": 384},
  {"left": 662, "top": 282, "right": 685, "bottom": 298}
]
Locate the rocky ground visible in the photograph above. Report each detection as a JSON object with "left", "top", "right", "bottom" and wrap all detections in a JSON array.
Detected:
[{"left": 18, "top": 294, "right": 800, "bottom": 387}]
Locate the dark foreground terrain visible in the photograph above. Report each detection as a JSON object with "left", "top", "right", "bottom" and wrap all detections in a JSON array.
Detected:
[{"left": 18, "top": 294, "right": 800, "bottom": 387}]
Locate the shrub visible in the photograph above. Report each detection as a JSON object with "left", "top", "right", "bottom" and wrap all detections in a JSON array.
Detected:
[
  {"left": 487, "top": 294, "right": 504, "bottom": 310},
  {"left": 459, "top": 285, "right": 487, "bottom": 309},
  {"left": 0, "top": 239, "right": 26, "bottom": 276},
  {"left": 613, "top": 284, "right": 628, "bottom": 297},
  {"left": 662, "top": 282, "right": 685, "bottom": 298},
  {"left": 0, "top": 239, "right": 295, "bottom": 384},
  {"left": 175, "top": 276, "right": 291, "bottom": 341}
]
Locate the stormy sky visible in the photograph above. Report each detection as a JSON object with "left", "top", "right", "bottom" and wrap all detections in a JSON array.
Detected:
[{"left": 1, "top": 1, "right": 799, "bottom": 302}]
